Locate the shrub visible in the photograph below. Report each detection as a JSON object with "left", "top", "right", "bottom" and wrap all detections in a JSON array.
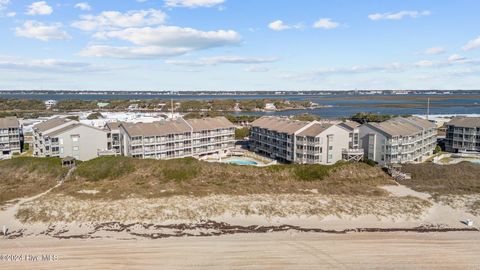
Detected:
[
  {"left": 157, "top": 158, "right": 199, "bottom": 182},
  {"left": 0, "top": 157, "right": 65, "bottom": 177},
  {"left": 362, "top": 158, "right": 377, "bottom": 167},
  {"left": 74, "top": 156, "right": 135, "bottom": 181},
  {"left": 294, "top": 164, "right": 332, "bottom": 181},
  {"left": 87, "top": 112, "right": 103, "bottom": 120}
]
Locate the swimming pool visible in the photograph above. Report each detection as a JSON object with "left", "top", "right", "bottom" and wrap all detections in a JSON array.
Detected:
[{"left": 223, "top": 158, "right": 258, "bottom": 166}]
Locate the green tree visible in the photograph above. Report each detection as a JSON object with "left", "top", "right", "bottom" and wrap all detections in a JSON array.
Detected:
[
  {"left": 235, "top": 127, "right": 250, "bottom": 139},
  {"left": 87, "top": 112, "right": 103, "bottom": 120}
]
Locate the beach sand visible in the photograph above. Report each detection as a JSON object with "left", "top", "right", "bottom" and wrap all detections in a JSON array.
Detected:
[
  {"left": 1, "top": 183, "right": 480, "bottom": 269},
  {"left": 1, "top": 231, "right": 480, "bottom": 269}
]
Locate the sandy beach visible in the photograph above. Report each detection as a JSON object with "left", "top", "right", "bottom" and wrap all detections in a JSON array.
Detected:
[
  {"left": 2, "top": 231, "right": 480, "bottom": 269},
  {"left": 1, "top": 183, "right": 480, "bottom": 269}
]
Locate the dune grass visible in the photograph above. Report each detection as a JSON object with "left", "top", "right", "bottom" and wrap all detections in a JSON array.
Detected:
[
  {"left": 0, "top": 157, "right": 67, "bottom": 204},
  {"left": 402, "top": 162, "right": 480, "bottom": 196},
  {"left": 56, "top": 156, "right": 394, "bottom": 200}
]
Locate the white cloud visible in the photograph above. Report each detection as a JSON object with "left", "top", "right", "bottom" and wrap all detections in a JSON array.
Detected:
[
  {"left": 6, "top": 11, "right": 15, "bottom": 17},
  {"left": 313, "top": 18, "right": 339, "bottom": 29},
  {"left": 448, "top": 54, "right": 466, "bottom": 62},
  {"left": 268, "top": 20, "right": 303, "bottom": 31},
  {"left": 71, "top": 9, "right": 166, "bottom": 31},
  {"left": 164, "top": 0, "right": 225, "bottom": 8},
  {"left": 280, "top": 57, "right": 480, "bottom": 82},
  {"left": 74, "top": 2, "right": 91, "bottom": 11},
  {"left": 79, "top": 21, "right": 241, "bottom": 58},
  {"left": 165, "top": 56, "right": 278, "bottom": 66},
  {"left": 462, "top": 36, "right": 480, "bottom": 51},
  {"left": 281, "top": 63, "right": 405, "bottom": 81},
  {"left": 424, "top": 47, "right": 445, "bottom": 55},
  {"left": 415, "top": 60, "right": 434, "bottom": 67},
  {"left": 78, "top": 45, "right": 190, "bottom": 58},
  {"left": 15, "top": 21, "right": 71, "bottom": 41},
  {"left": 415, "top": 55, "right": 478, "bottom": 68},
  {"left": 245, "top": 65, "right": 269, "bottom": 72},
  {"left": 0, "top": 56, "right": 115, "bottom": 73},
  {"left": 0, "top": 0, "right": 10, "bottom": 10},
  {"left": 368, "top": 10, "right": 430, "bottom": 21},
  {"left": 26, "top": 1, "right": 53, "bottom": 16},
  {"left": 94, "top": 26, "right": 241, "bottom": 48}
]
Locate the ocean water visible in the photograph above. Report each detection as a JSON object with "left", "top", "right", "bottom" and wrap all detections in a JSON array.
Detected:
[{"left": 1, "top": 93, "right": 480, "bottom": 118}]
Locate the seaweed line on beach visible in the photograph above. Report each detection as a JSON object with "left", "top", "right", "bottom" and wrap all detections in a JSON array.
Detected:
[{"left": 2, "top": 220, "right": 478, "bottom": 240}]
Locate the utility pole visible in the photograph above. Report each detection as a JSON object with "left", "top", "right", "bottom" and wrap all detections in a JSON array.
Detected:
[
  {"left": 427, "top": 98, "right": 430, "bottom": 121},
  {"left": 170, "top": 90, "right": 176, "bottom": 120}
]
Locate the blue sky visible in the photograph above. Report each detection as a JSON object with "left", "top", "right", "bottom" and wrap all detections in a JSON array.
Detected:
[{"left": 1, "top": 0, "right": 480, "bottom": 91}]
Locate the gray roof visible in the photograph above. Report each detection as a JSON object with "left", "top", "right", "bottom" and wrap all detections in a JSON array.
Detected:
[
  {"left": 251, "top": 116, "right": 311, "bottom": 134},
  {"left": 121, "top": 118, "right": 191, "bottom": 137},
  {"left": 338, "top": 121, "right": 360, "bottom": 131},
  {"left": 45, "top": 123, "right": 106, "bottom": 137},
  {"left": 33, "top": 117, "right": 74, "bottom": 132},
  {"left": 186, "top": 116, "right": 235, "bottom": 132},
  {"left": 105, "top": 121, "right": 121, "bottom": 131},
  {"left": 0, "top": 116, "right": 19, "bottom": 129},
  {"left": 297, "top": 123, "right": 333, "bottom": 137},
  {"left": 366, "top": 116, "right": 435, "bottom": 137},
  {"left": 447, "top": 117, "right": 480, "bottom": 128},
  {"left": 120, "top": 117, "right": 235, "bottom": 137}
]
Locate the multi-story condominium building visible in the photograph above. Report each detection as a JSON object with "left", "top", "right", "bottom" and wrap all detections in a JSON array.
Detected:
[
  {"left": 32, "top": 117, "right": 109, "bottom": 161},
  {"left": 338, "top": 121, "right": 361, "bottom": 149},
  {"left": 105, "top": 122, "right": 122, "bottom": 154},
  {"left": 119, "top": 117, "right": 235, "bottom": 160},
  {"left": 359, "top": 117, "right": 437, "bottom": 166},
  {"left": 0, "top": 116, "right": 22, "bottom": 159},
  {"left": 445, "top": 117, "right": 480, "bottom": 153},
  {"left": 250, "top": 116, "right": 352, "bottom": 165}
]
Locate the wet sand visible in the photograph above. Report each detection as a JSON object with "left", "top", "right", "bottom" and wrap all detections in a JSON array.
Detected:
[{"left": 1, "top": 231, "right": 480, "bottom": 269}]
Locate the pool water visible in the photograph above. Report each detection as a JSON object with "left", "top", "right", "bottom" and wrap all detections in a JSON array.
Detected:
[
  {"left": 224, "top": 159, "right": 258, "bottom": 166},
  {"left": 470, "top": 159, "right": 480, "bottom": 164}
]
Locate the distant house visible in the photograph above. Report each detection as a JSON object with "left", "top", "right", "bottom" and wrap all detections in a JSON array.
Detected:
[
  {"left": 32, "top": 117, "right": 109, "bottom": 161},
  {"left": 128, "top": 104, "right": 139, "bottom": 111},
  {"left": 44, "top": 100, "right": 57, "bottom": 109},
  {"left": 264, "top": 103, "right": 277, "bottom": 111},
  {"left": 445, "top": 117, "right": 480, "bottom": 153},
  {"left": 359, "top": 117, "right": 437, "bottom": 166},
  {"left": 97, "top": 102, "right": 110, "bottom": 108},
  {"left": 0, "top": 116, "right": 22, "bottom": 159}
]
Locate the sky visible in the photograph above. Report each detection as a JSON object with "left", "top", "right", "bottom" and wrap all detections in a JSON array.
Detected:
[{"left": 1, "top": 0, "right": 480, "bottom": 91}]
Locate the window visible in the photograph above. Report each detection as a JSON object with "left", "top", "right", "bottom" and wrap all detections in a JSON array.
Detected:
[
  {"left": 73, "top": 146, "right": 79, "bottom": 151},
  {"left": 72, "top": 136, "right": 79, "bottom": 142}
]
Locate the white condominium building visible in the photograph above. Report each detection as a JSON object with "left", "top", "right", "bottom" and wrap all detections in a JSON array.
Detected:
[
  {"left": 105, "top": 122, "right": 122, "bottom": 154},
  {"left": 359, "top": 116, "right": 437, "bottom": 166},
  {"left": 445, "top": 117, "right": 480, "bottom": 153},
  {"left": 119, "top": 116, "right": 235, "bottom": 160},
  {"left": 250, "top": 116, "right": 353, "bottom": 165},
  {"left": 0, "top": 116, "right": 22, "bottom": 159},
  {"left": 32, "top": 117, "right": 110, "bottom": 161},
  {"left": 338, "top": 121, "right": 361, "bottom": 149}
]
